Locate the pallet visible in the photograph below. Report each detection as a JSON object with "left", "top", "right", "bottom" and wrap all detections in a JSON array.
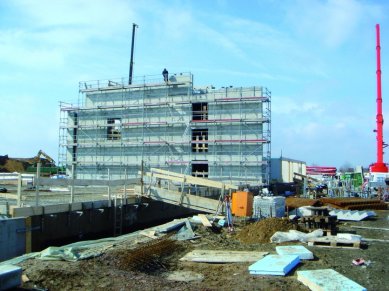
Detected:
[{"left": 308, "top": 237, "right": 360, "bottom": 249}]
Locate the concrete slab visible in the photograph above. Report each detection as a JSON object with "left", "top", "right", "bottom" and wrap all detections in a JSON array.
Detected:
[
  {"left": 276, "top": 245, "right": 313, "bottom": 260},
  {"left": 248, "top": 254, "right": 300, "bottom": 276},
  {"left": 297, "top": 269, "right": 366, "bottom": 291},
  {"left": 0, "top": 264, "right": 22, "bottom": 291}
]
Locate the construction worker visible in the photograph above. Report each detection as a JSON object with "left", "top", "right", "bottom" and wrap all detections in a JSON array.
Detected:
[{"left": 162, "top": 68, "right": 168, "bottom": 83}]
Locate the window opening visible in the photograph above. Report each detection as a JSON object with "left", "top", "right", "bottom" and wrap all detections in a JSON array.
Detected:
[
  {"left": 192, "top": 162, "right": 208, "bottom": 178},
  {"left": 192, "top": 129, "right": 208, "bottom": 152},
  {"left": 192, "top": 102, "right": 208, "bottom": 120},
  {"left": 107, "top": 118, "right": 121, "bottom": 140}
]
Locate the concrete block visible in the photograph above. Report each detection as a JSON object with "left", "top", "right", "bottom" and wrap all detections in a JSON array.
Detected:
[
  {"left": 248, "top": 254, "right": 300, "bottom": 276},
  {"left": 297, "top": 269, "right": 366, "bottom": 291},
  {"left": 276, "top": 245, "right": 313, "bottom": 260},
  {"left": 0, "top": 264, "right": 22, "bottom": 290},
  {"left": 0, "top": 218, "right": 26, "bottom": 261}
]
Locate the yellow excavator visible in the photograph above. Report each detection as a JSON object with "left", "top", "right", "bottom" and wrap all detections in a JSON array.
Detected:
[{"left": 26, "top": 150, "right": 59, "bottom": 176}]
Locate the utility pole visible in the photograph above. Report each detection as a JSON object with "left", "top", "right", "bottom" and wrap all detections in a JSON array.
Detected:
[{"left": 129, "top": 23, "right": 138, "bottom": 85}]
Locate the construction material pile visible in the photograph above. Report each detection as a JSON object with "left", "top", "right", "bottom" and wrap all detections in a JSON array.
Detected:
[
  {"left": 236, "top": 218, "right": 297, "bottom": 244},
  {"left": 286, "top": 197, "right": 321, "bottom": 209},
  {"left": 103, "top": 237, "right": 180, "bottom": 274},
  {"left": 320, "top": 198, "right": 388, "bottom": 210}
]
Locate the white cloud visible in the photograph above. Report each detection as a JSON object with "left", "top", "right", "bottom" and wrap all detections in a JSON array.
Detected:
[{"left": 285, "top": 0, "right": 383, "bottom": 48}]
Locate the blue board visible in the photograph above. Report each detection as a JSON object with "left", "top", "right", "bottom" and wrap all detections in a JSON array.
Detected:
[
  {"left": 248, "top": 254, "right": 300, "bottom": 276},
  {"left": 0, "top": 264, "right": 22, "bottom": 290}
]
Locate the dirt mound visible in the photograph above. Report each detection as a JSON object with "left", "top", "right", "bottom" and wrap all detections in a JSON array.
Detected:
[
  {"left": 236, "top": 217, "right": 296, "bottom": 244},
  {"left": 102, "top": 237, "right": 181, "bottom": 274},
  {"left": 0, "top": 155, "right": 30, "bottom": 173}
]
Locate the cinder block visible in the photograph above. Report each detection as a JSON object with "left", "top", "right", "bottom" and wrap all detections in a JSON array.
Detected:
[{"left": 0, "top": 264, "right": 22, "bottom": 291}]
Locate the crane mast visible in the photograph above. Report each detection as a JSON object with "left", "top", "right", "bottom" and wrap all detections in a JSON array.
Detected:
[{"left": 370, "top": 24, "right": 388, "bottom": 174}]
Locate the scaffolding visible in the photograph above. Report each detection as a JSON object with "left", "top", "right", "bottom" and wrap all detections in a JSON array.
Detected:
[{"left": 59, "top": 72, "right": 271, "bottom": 187}]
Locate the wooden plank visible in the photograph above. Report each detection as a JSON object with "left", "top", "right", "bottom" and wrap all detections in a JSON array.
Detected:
[
  {"left": 149, "top": 168, "right": 237, "bottom": 190},
  {"left": 140, "top": 230, "right": 158, "bottom": 239},
  {"left": 308, "top": 237, "right": 360, "bottom": 249},
  {"left": 197, "top": 214, "right": 212, "bottom": 227},
  {"left": 38, "top": 178, "right": 141, "bottom": 187},
  {"left": 362, "top": 238, "right": 389, "bottom": 243},
  {"left": 25, "top": 216, "right": 32, "bottom": 253},
  {"left": 180, "top": 250, "right": 268, "bottom": 263},
  {"left": 351, "top": 226, "right": 389, "bottom": 231},
  {"left": 138, "top": 186, "right": 220, "bottom": 213}
]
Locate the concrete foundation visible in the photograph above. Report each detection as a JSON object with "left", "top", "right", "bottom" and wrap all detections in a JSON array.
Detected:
[
  {"left": 0, "top": 199, "right": 197, "bottom": 261},
  {"left": 0, "top": 218, "right": 26, "bottom": 261}
]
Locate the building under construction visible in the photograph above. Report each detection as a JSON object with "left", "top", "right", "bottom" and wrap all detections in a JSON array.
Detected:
[{"left": 59, "top": 72, "right": 271, "bottom": 186}]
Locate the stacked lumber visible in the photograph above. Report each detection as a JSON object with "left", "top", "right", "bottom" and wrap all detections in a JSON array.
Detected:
[
  {"left": 285, "top": 197, "right": 322, "bottom": 210},
  {"left": 320, "top": 198, "right": 387, "bottom": 210}
]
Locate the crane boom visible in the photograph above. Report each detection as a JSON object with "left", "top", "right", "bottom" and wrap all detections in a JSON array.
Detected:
[{"left": 370, "top": 24, "right": 388, "bottom": 173}]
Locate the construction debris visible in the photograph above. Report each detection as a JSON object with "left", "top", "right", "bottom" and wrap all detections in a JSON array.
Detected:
[
  {"left": 286, "top": 197, "right": 321, "bottom": 209},
  {"left": 270, "top": 229, "right": 323, "bottom": 243},
  {"left": 197, "top": 214, "right": 212, "bottom": 227},
  {"left": 320, "top": 198, "right": 387, "bottom": 210},
  {"left": 329, "top": 209, "right": 376, "bottom": 221},
  {"left": 108, "top": 236, "right": 179, "bottom": 273}
]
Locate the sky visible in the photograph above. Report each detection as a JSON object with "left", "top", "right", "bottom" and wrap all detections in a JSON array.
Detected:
[{"left": 1, "top": 0, "right": 389, "bottom": 169}]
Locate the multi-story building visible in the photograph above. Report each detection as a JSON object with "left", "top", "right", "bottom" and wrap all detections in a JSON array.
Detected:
[{"left": 59, "top": 72, "right": 271, "bottom": 186}]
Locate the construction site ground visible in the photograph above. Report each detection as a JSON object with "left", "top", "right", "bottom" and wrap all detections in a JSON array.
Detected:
[{"left": 16, "top": 210, "right": 389, "bottom": 290}]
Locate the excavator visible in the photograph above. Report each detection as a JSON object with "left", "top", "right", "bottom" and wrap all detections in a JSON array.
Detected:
[{"left": 26, "top": 150, "right": 60, "bottom": 176}]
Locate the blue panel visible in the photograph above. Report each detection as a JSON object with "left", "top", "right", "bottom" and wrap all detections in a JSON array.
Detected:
[
  {"left": 0, "top": 264, "right": 22, "bottom": 290},
  {"left": 249, "top": 254, "right": 300, "bottom": 276}
]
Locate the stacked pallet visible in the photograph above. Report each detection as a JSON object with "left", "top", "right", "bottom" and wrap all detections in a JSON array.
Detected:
[{"left": 320, "top": 198, "right": 387, "bottom": 210}]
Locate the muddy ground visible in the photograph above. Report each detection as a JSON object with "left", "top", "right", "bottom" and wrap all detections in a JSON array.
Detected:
[{"left": 17, "top": 210, "right": 389, "bottom": 291}]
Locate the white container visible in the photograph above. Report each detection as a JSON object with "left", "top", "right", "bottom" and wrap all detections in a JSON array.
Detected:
[{"left": 253, "top": 196, "right": 285, "bottom": 218}]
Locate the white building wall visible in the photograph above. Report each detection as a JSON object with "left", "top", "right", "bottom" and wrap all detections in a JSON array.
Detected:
[{"left": 61, "top": 74, "right": 270, "bottom": 186}]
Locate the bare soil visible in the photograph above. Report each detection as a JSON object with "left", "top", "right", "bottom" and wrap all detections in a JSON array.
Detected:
[{"left": 18, "top": 211, "right": 389, "bottom": 291}]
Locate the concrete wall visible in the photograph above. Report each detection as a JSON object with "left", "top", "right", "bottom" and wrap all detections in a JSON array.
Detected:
[
  {"left": 271, "top": 157, "right": 306, "bottom": 183},
  {"left": 0, "top": 218, "right": 26, "bottom": 262},
  {"left": 25, "top": 200, "right": 196, "bottom": 252}
]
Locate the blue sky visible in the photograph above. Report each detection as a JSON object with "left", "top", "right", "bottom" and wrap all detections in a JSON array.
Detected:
[{"left": 1, "top": 0, "right": 389, "bottom": 169}]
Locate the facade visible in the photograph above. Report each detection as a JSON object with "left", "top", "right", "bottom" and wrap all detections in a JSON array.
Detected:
[
  {"left": 59, "top": 72, "right": 271, "bottom": 186},
  {"left": 270, "top": 157, "right": 306, "bottom": 183}
]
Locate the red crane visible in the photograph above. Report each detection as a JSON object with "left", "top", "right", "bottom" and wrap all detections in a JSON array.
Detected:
[{"left": 370, "top": 24, "right": 388, "bottom": 174}]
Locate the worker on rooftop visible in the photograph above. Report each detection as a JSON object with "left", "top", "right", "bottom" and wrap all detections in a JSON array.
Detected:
[{"left": 162, "top": 68, "right": 168, "bottom": 83}]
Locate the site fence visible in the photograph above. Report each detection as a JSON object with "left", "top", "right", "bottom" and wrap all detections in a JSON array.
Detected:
[{"left": 0, "top": 173, "right": 141, "bottom": 210}]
